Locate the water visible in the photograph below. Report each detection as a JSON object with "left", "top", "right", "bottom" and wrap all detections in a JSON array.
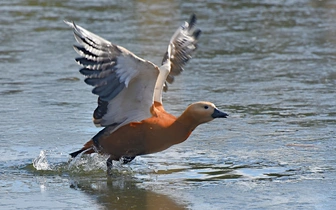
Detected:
[{"left": 1, "top": 0, "right": 336, "bottom": 209}]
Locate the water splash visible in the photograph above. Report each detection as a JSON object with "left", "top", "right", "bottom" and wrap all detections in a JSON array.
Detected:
[
  {"left": 67, "top": 153, "right": 108, "bottom": 172},
  {"left": 29, "top": 149, "right": 137, "bottom": 177},
  {"left": 33, "top": 150, "right": 51, "bottom": 170}
]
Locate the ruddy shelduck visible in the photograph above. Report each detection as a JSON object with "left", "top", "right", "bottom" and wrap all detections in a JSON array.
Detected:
[{"left": 65, "top": 14, "right": 228, "bottom": 169}]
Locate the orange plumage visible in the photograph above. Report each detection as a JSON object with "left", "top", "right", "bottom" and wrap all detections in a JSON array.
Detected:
[{"left": 65, "top": 15, "right": 227, "bottom": 169}]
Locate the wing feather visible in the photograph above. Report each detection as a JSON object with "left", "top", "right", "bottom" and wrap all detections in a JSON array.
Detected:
[
  {"left": 164, "top": 14, "right": 201, "bottom": 86},
  {"left": 65, "top": 20, "right": 159, "bottom": 128},
  {"left": 154, "top": 14, "right": 201, "bottom": 103}
]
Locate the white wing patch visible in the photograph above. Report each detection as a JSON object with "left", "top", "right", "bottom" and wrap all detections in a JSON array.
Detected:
[
  {"left": 100, "top": 61, "right": 159, "bottom": 129},
  {"left": 65, "top": 14, "right": 201, "bottom": 129},
  {"left": 115, "top": 54, "right": 141, "bottom": 88},
  {"left": 65, "top": 20, "right": 159, "bottom": 128}
]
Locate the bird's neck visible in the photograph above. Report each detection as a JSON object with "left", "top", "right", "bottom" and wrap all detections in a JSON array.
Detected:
[
  {"left": 170, "top": 111, "right": 201, "bottom": 144},
  {"left": 176, "top": 111, "right": 200, "bottom": 131},
  {"left": 152, "top": 102, "right": 199, "bottom": 145}
]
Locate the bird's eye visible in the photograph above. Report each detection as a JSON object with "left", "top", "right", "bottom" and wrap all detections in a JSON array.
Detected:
[{"left": 204, "top": 105, "right": 209, "bottom": 109}]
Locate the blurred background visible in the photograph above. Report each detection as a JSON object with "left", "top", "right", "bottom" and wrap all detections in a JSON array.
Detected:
[{"left": 0, "top": 0, "right": 335, "bottom": 209}]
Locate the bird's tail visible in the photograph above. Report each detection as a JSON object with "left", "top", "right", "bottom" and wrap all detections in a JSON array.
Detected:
[{"left": 69, "top": 140, "right": 95, "bottom": 158}]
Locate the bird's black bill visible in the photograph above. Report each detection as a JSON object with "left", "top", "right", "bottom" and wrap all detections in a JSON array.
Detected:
[{"left": 212, "top": 108, "right": 228, "bottom": 118}]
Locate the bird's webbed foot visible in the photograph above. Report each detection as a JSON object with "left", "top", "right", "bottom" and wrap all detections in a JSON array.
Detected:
[
  {"left": 106, "top": 156, "right": 136, "bottom": 175},
  {"left": 121, "top": 156, "right": 136, "bottom": 164}
]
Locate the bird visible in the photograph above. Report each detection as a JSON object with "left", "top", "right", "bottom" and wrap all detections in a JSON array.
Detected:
[{"left": 64, "top": 14, "right": 228, "bottom": 170}]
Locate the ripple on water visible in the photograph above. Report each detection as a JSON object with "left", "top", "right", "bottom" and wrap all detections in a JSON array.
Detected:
[{"left": 15, "top": 150, "right": 309, "bottom": 187}]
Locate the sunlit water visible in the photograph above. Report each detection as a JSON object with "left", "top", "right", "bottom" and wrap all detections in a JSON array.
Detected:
[{"left": 1, "top": 0, "right": 336, "bottom": 209}]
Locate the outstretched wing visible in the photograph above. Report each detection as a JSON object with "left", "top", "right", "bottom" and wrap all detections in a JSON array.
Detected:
[
  {"left": 154, "top": 14, "right": 201, "bottom": 104},
  {"left": 65, "top": 21, "right": 159, "bottom": 128},
  {"left": 162, "top": 14, "right": 201, "bottom": 91}
]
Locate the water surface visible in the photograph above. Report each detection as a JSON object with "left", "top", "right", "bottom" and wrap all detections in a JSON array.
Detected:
[{"left": 1, "top": 0, "right": 336, "bottom": 209}]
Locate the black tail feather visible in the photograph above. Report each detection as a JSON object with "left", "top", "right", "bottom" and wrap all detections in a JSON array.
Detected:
[{"left": 69, "top": 149, "right": 84, "bottom": 158}]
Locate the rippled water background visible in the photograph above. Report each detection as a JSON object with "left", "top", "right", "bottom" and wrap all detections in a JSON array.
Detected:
[{"left": 1, "top": 0, "right": 336, "bottom": 209}]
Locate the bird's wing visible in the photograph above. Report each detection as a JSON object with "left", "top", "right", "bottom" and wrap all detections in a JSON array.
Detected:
[
  {"left": 65, "top": 21, "right": 159, "bottom": 128},
  {"left": 153, "top": 14, "right": 201, "bottom": 103}
]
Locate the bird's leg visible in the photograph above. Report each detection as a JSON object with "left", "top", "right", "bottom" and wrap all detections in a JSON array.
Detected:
[{"left": 106, "top": 156, "right": 115, "bottom": 175}]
